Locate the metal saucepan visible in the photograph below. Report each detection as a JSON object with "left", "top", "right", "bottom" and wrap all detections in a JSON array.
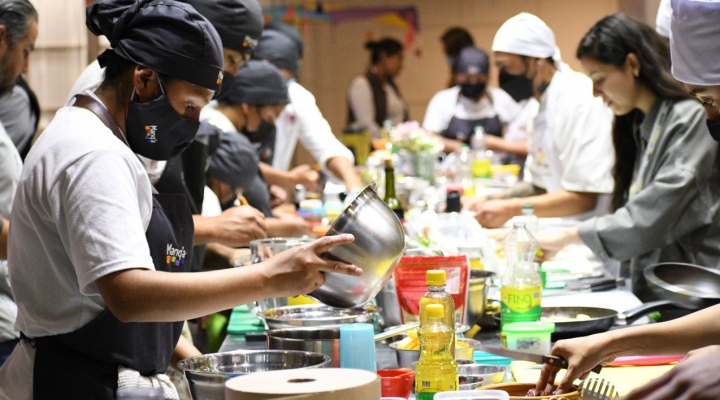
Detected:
[
  {"left": 644, "top": 262, "right": 720, "bottom": 309},
  {"left": 266, "top": 323, "right": 418, "bottom": 367},
  {"left": 262, "top": 304, "right": 379, "bottom": 330}
]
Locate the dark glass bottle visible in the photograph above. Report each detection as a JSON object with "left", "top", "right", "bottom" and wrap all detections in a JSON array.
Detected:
[{"left": 383, "top": 158, "right": 404, "bottom": 220}]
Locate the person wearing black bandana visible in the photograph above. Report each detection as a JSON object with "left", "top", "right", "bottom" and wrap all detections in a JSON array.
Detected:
[
  {"left": 0, "top": 1, "right": 362, "bottom": 398},
  {"left": 422, "top": 46, "right": 524, "bottom": 157},
  {"left": 466, "top": 12, "right": 615, "bottom": 229},
  {"left": 67, "top": 0, "right": 268, "bottom": 275},
  {"left": 204, "top": 60, "right": 313, "bottom": 238}
]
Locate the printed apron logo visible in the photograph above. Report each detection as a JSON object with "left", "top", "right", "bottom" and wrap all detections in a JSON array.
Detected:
[
  {"left": 166, "top": 244, "right": 187, "bottom": 267},
  {"left": 145, "top": 125, "right": 158, "bottom": 143}
]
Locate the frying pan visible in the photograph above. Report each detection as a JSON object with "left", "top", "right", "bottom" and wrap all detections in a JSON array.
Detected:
[
  {"left": 644, "top": 262, "right": 720, "bottom": 309},
  {"left": 492, "top": 301, "right": 683, "bottom": 339}
]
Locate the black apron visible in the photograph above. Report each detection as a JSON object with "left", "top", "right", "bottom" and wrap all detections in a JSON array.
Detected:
[
  {"left": 23, "top": 94, "right": 194, "bottom": 399},
  {"left": 442, "top": 92, "right": 503, "bottom": 145}
]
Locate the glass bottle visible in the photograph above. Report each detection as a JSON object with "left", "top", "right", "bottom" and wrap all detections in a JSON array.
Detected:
[
  {"left": 415, "top": 304, "right": 459, "bottom": 399},
  {"left": 501, "top": 217, "right": 542, "bottom": 326},
  {"left": 383, "top": 158, "right": 404, "bottom": 220}
]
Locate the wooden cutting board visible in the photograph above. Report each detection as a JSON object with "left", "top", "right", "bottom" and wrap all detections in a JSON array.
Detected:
[{"left": 510, "top": 361, "right": 674, "bottom": 396}]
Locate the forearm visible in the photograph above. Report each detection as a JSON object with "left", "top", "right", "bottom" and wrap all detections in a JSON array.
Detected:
[
  {"left": 170, "top": 334, "right": 201, "bottom": 369},
  {"left": 0, "top": 218, "right": 7, "bottom": 260},
  {"left": 440, "top": 135, "right": 463, "bottom": 153},
  {"left": 266, "top": 217, "right": 311, "bottom": 238},
  {"left": 326, "top": 157, "right": 363, "bottom": 190},
  {"left": 259, "top": 163, "right": 294, "bottom": 189},
  {"left": 486, "top": 136, "right": 529, "bottom": 156},
  {"left": 516, "top": 190, "right": 598, "bottom": 218},
  {"left": 489, "top": 181, "right": 545, "bottom": 200},
  {"left": 192, "top": 215, "right": 217, "bottom": 245},
  {"left": 97, "top": 266, "right": 270, "bottom": 323},
  {"left": 204, "top": 242, "right": 237, "bottom": 269},
  {"left": 603, "top": 304, "right": 720, "bottom": 357}
]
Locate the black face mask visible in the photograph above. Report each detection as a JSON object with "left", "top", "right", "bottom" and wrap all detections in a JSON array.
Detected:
[
  {"left": 460, "top": 83, "right": 486, "bottom": 99},
  {"left": 242, "top": 119, "right": 274, "bottom": 144},
  {"left": 707, "top": 118, "right": 720, "bottom": 142},
  {"left": 499, "top": 71, "right": 535, "bottom": 102},
  {"left": 213, "top": 70, "right": 236, "bottom": 101},
  {"left": 125, "top": 83, "right": 200, "bottom": 161}
]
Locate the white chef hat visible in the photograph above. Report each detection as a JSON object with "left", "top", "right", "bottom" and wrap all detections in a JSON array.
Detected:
[
  {"left": 670, "top": 0, "right": 720, "bottom": 85},
  {"left": 655, "top": 0, "right": 672, "bottom": 38},
  {"left": 492, "top": 12, "right": 556, "bottom": 58}
]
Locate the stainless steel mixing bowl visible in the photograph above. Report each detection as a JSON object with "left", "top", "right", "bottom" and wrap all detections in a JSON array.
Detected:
[
  {"left": 309, "top": 184, "right": 406, "bottom": 308},
  {"left": 262, "top": 304, "right": 378, "bottom": 329},
  {"left": 178, "top": 350, "right": 330, "bottom": 400}
]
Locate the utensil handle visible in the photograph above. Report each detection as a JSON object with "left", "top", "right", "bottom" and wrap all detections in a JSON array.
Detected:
[
  {"left": 374, "top": 322, "right": 419, "bottom": 342},
  {"left": 544, "top": 355, "right": 603, "bottom": 374}
]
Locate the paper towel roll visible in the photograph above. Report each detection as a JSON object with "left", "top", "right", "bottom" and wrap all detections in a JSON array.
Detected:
[{"left": 225, "top": 368, "right": 380, "bottom": 400}]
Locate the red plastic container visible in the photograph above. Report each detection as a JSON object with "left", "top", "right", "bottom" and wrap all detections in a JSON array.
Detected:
[{"left": 378, "top": 368, "right": 415, "bottom": 399}]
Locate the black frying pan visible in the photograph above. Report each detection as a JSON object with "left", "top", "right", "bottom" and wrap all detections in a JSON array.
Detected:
[
  {"left": 493, "top": 301, "right": 682, "bottom": 339},
  {"left": 644, "top": 262, "right": 720, "bottom": 309}
]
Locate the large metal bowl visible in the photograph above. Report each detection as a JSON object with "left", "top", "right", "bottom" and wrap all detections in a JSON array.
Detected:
[
  {"left": 390, "top": 338, "right": 481, "bottom": 369},
  {"left": 309, "top": 184, "right": 406, "bottom": 308},
  {"left": 177, "top": 350, "right": 330, "bottom": 400},
  {"left": 266, "top": 327, "right": 341, "bottom": 367},
  {"left": 262, "top": 304, "right": 378, "bottom": 329}
]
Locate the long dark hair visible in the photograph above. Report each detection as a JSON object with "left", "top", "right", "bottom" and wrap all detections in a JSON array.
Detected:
[
  {"left": 441, "top": 27, "right": 474, "bottom": 58},
  {"left": 577, "top": 13, "right": 690, "bottom": 211},
  {"left": 365, "top": 38, "right": 403, "bottom": 65}
]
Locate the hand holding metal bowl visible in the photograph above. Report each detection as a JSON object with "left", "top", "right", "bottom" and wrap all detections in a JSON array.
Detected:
[{"left": 309, "top": 184, "right": 406, "bottom": 308}]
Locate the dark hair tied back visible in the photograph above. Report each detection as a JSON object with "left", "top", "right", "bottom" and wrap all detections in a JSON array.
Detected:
[{"left": 365, "top": 38, "right": 403, "bottom": 64}]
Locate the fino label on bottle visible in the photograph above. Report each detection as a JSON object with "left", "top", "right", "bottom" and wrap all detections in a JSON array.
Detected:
[{"left": 501, "top": 285, "right": 541, "bottom": 323}]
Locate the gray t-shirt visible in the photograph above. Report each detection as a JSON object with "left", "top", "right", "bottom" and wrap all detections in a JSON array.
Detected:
[{"left": 0, "top": 85, "right": 36, "bottom": 155}]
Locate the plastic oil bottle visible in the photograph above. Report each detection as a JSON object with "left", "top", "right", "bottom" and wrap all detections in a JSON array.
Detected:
[
  {"left": 501, "top": 217, "right": 542, "bottom": 326},
  {"left": 419, "top": 270, "right": 455, "bottom": 356},
  {"left": 415, "top": 304, "right": 459, "bottom": 399},
  {"left": 521, "top": 204, "right": 539, "bottom": 234}
]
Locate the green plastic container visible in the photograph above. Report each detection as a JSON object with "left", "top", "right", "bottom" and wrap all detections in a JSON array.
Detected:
[{"left": 501, "top": 321, "right": 555, "bottom": 355}]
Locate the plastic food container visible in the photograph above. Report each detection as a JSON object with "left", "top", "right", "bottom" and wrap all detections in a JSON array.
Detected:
[
  {"left": 433, "top": 390, "right": 510, "bottom": 400},
  {"left": 501, "top": 321, "right": 555, "bottom": 355}
]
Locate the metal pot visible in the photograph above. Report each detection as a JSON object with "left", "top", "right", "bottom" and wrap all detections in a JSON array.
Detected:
[
  {"left": 309, "top": 184, "right": 406, "bottom": 308},
  {"left": 177, "top": 350, "right": 330, "bottom": 400},
  {"left": 466, "top": 270, "right": 496, "bottom": 326},
  {"left": 262, "top": 304, "right": 379, "bottom": 330}
]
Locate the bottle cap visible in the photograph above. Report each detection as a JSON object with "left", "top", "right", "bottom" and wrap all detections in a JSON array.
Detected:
[
  {"left": 384, "top": 158, "right": 394, "bottom": 168},
  {"left": 522, "top": 204, "right": 533, "bottom": 210},
  {"left": 446, "top": 190, "right": 461, "bottom": 213},
  {"left": 426, "top": 304, "right": 444, "bottom": 319},
  {"left": 426, "top": 270, "right": 446, "bottom": 286}
]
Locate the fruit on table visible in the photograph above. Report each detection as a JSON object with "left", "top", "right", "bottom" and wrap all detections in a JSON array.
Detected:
[{"left": 395, "top": 329, "right": 468, "bottom": 350}]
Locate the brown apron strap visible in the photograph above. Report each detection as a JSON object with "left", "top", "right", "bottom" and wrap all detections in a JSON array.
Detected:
[{"left": 72, "top": 94, "right": 127, "bottom": 145}]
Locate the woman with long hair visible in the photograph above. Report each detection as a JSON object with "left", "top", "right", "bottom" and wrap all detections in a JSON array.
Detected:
[{"left": 536, "top": 13, "right": 720, "bottom": 302}]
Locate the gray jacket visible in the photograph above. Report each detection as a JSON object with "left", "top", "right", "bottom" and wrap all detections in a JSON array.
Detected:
[{"left": 578, "top": 98, "right": 720, "bottom": 301}]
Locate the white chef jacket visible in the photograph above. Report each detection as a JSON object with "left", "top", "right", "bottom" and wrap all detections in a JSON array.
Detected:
[
  {"left": 523, "top": 67, "right": 614, "bottom": 219},
  {"left": 422, "top": 86, "right": 521, "bottom": 134},
  {"left": 273, "top": 80, "right": 354, "bottom": 177}
]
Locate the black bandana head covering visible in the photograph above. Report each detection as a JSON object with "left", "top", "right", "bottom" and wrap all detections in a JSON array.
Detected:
[
  {"left": 87, "top": 0, "right": 224, "bottom": 92},
  {"left": 265, "top": 21, "right": 303, "bottom": 59},
  {"left": 253, "top": 30, "right": 300, "bottom": 77},
  {"left": 453, "top": 46, "right": 490, "bottom": 76},
  {"left": 208, "top": 130, "right": 259, "bottom": 190},
  {"left": 183, "top": 0, "right": 263, "bottom": 55},
  {"left": 218, "top": 60, "right": 289, "bottom": 105}
]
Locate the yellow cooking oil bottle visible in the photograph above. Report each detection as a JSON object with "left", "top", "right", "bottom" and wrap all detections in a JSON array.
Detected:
[
  {"left": 501, "top": 217, "right": 542, "bottom": 326},
  {"left": 415, "top": 304, "right": 459, "bottom": 399},
  {"left": 419, "top": 270, "right": 455, "bottom": 356}
]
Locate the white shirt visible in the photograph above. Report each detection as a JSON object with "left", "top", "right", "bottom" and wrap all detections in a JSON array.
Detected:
[
  {"left": 347, "top": 74, "right": 406, "bottom": 139},
  {"left": 0, "top": 124, "right": 21, "bottom": 344},
  {"left": 504, "top": 97, "right": 539, "bottom": 143},
  {"left": 422, "top": 86, "right": 521, "bottom": 134},
  {"left": 0, "top": 92, "right": 154, "bottom": 399},
  {"left": 524, "top": 68, "right": 614, "bottom": 218},
  {"left": 201, "top": 104, "right": 237, "bottom": 134},
  {"left": 274, "top": 81, "right": 354, "bottom": 174}
]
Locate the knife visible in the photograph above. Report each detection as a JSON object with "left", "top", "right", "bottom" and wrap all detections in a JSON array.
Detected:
[{"left": 479, "top": 346, "right": 603, "bottom": 374}]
